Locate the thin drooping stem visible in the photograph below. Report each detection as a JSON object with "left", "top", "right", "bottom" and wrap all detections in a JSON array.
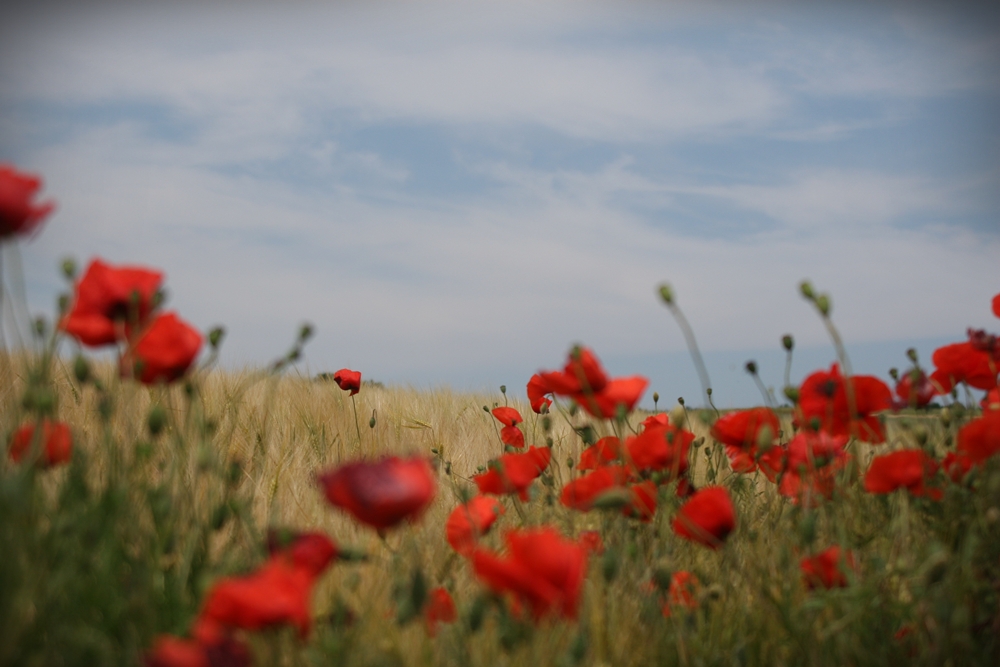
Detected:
[{"left": 664, "top": 298, "right": 712, "bottom": 408}]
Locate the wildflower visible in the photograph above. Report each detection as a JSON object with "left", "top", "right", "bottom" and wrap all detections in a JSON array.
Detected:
[
  {"left": 472, "top": 446, "right": 551, "bottom": 500},
  {"left": 445, "top": 495, "right": 504, "bottom": 556},
  {"left": 993, "top": 292, "right": 1000, "bottom": 318},
  {"left": 526, "top": 374, "right": 553, "bottom": 413},
  {"left": 893, "top": 368, "right": 936, "bottom": 409},
  {"left": 672, "top": 486, "right": 735, "bottom": 550},
  {"left": 777, "top": 431, "right": 850, "bottom": 505},
  {"left": 0, "top": 164, "right": 55, "bottom": 239},
  {"left": 424, "top": 587, "right": 457, "bottom": 636},
  {"left": 800, "top": 545, "right": 856, "bottom": 589},
  {"left": 491, "top": 406, "right": 525, "bottom": 448},
  {"left": 863, "top": 449, "right": 941, "bottom": 499},
  {"left": 316, "top": 456, "right": 436, "bottom": 530},
  {"left": 929, "top": 341, "right": 997, "bottom": 393},
  {"left": 560, "top": 465, "right": 631, "bottom": 511},
  {"left": 710, "top": 408, "right": 780, "bottom": 474},
  {"left": 578, "top": 436, "right": 622, "bottom": 470},
  {"left": 578, "top": 530, "right": 604, "bottom": 555},
  {"left": 626, "top": 419, "right": 693, "bottom": 479},
  {"left": 982, "top": 388, "right": 999, "bottom": 410},
  {"left": 60, "top": 258, "right": 163, "bottom": 347},
  {"left": 143, "top": 636, "right": 251, "bottom": 667},
  {"left": 955, "top": 410, "right": 1000, "bottom": 466},
  {"left": 471, "top": 526, "right": 588, "bottom": 620},
  {"left": 8, "top": 420, "right": 72, "bottom": 468},
  {"left": 333, "top": 368, "right": 362, "bottom": 396},
  {"left": 661, "top": 571, "right": 700, "bottom": 617},
  {"left": 797, "top": 364, "right": 892, "bottom": 443},
  {"left": 127, "top": 312, "right": 202, "bottom": 384},
  {"left": 537, "top": 346, "right": 648, "bottom": 419}
]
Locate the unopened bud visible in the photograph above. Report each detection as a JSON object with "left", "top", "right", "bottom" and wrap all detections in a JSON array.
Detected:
[
  {"left": 652, "top": 392, "right": 659, "bottom": 404},
  {"left": 906, "top": 348, "right": 918, "bottom": 364},
  {"left": 566, "top": 457, "right": 574, "bottom": 469},
  {"left": 61, "top": 257, "right": 77, "bottom": 280},
  {"left": 542, "top": 416, "right": 552, "bottom": 432},
  {"left": 499, "top": 385, "right": 506, "bottom": 394},
  {"left": 73, "top": 355, "right": 90, "bottom": 383},
  {"left": 669, "top": 404, "right": 686, "bottom": 428},
  {"left": 815, "top": 294, "right": 831, "bottom": 316},
  {"left": 651, "top": 560, "right": 673, "bottom": 591},
  {"left": 57, "top": 293, "right": 70, "bottom": 315},
  {"left": 784, "top": 386, "right": 800, "bottom": 403},
  {"left": 298, "top": 323, "right": 314, "bottom": 342},
  {"left": 657, "top": 283, "right": 674, "bottom": 305},
  {"left": 147, "top": 405, "right": 167, "bottom": 437},
  {"left": 889, "top": 367, "right": 899, "bottom": 381},
  {"left": 369, "top": 414, "right": 377, "bottom": 429},
  {"left": 782, "top": 334, "right": 794, "bottom": 351},
  {"left": 592, "top": 488, "right": 632, "bottom": 510},
  {"left": 799, "top": 280, "right": 815, "bottom": 300},
  {"left": 601, "top": 548, "right": 619, "bottom": 582},
  {"left": 33, "top": 317, "right": 47, "bottom": 338},
  {"left": 745, "top": 360, "right": 757, "bottom": 375},
  {"left": 706, "top": 387, "right": 713, "bottom": 396},
  {"left": 756, "top": 424, "right": 774, "bottom": 451},
  {"left": 208, "top": 326, "right": 225, "bottom": 349}
]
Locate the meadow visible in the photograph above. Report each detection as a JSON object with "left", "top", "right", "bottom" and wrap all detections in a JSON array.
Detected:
[{"left": 2, "top": 163, "right": 999, "bottom": 666}]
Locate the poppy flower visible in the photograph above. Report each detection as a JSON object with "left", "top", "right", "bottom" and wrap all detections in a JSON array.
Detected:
[
  {"left": 625, "top": 480, "right": 659, "bottom": 522},
  {"left": 800, "top": 545, "right": 856, "bottom": 590},
  {"left": 0, "top": 164, "right": 55, "bottom": 239},
  {"left": 60, "top": 258, "right": 164, "bottom": 347},
  {"left": 559, "top": 465, "right": 631, "bottom": 511},
  {"left": 424, "top": 587, "right": 457, "bottom": 636},
  {"left": 863, "top": 449, "right": 941, "bottom": 499},
  {"left": 445, "top": 495, "right": 504, "bottom": 556},
  {"left": 578, "top": 436, "right": 622, "bottom": 470},
  {"left": 672, "top": 486, "right": 735, "bottom": 550},
  {"left": 491, "top": 406, "right": 525, "bottom": 448},
  {"left": 955, "top": 410, "right": 1000, "bottom": 466},
  {"left": 777, "top": 431, "right": 850, "bottom": 505},
  {"left": 127, "top": 312, "right": 202, "bottom": 384},
  {"left": 661, "top": 571, "right": 700, "bottom": 617},
  {"left": 317, "top": 456, "right": 436, "bottom": 530},
  {"left": 929, "top": 342, "right": 997, "bottom": 393},
  {"left": 471, "top": 526, "right": 588, "bottom": 620},
  {"left": 797, "top": 364, "right": 892, "bottom": 443},
  {"left": 144, "top": 635, "right": 251, "bottom": 667},
  {"left": 942, "top": 451, "right": 974, "bottom": 483},
  {"left": 894, "top": 368, "right": 936, "bottom": 409},
  {"left": 8, "top": 420, "right": 72, "bottom": 468},
  {"left": 472, "top": 446, "right": 551, "bottom": 500},
  {"left": 626, "top": 420, "right": 693, "bottom": 478},
  {"left": 537, "top": 346, "right": 648, "bottom": 419},
  {"left": 710, "top": 408, "right": 780, "bottom": 474},
  {"left": 578, "top": 530, "right": 604, "bottom": 555},
  {"left": 982, "top": 388, "right": 1000, "bottom": 410},
  {"left": 993, "top": 293, "right": 1000, "bottom": 319},
  {"left": 526, "top": 374, "right": 553, "bottom": 413},
  {"left": 266, "top": 530, "right": 341, "bottom": 575},
  {"left": 333, "top": 368, "right": 362, "bottom": 396}
]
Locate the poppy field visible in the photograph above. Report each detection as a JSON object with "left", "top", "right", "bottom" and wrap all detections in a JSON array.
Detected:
[{"left": 2, "top": 163, "right": 1000, "bottom": 667}]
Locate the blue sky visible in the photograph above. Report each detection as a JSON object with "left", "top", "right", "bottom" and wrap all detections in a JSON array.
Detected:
[{"left": 1, "top": 1, "right": 998, "bottom": 408}]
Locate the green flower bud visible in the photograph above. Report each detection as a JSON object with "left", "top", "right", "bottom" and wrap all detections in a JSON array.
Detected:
[
  {"left": 657, "top": 283, "right": 674, "bottom": 305},
  {"left": 745, "top": 360, "right": 757, "bottom": 375},
  {"left": 799, "top": 280, "right": 815, "bottom": 300},
  {"left": 782, "top": 334, "right": 794, "bottom": 351},
  {"left": 61, "top": 257, "right": 77, "bottom": 280},
  {"left": 208, "top": 326, "right": 225, "bottom": 349},
  {"left": 815, "top": 294, "right": 831, "bottom": 316},
  {"left": 147, "top": 405, "right": 168, "bottom": 437}
]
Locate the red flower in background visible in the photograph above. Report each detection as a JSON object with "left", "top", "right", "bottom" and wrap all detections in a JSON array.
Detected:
[
  {"left": 778, "top": 431, "right": 850, "bottom": 505},
  {"left": 144, "top": 635, "right": 251, "bottom": 667},
  {"left": 894, "top": 368, "right": 936, "bottom": 409},
  {"left": 0, "top": 164, "right": 55, "bottom": 238},
  {"left": 710, "top": 408, "right": 780, "bottom": 474},
  {"left": 560, "top": 465, "right": 631, "bottom": 511},
  {"left": 626, "top": 418, "right": 693, "bottom": 478},
  {"left": 445, "top": 495, "right": 504, "bottom": 556},
  {"left": 128, "top": 312, "right": 202, "bottom": 384},
  {"left": 955, "top": 410, "right": 1000, "bottom": 467},
  {"left": 797, "top": 364, "right": 892, "bottom": 443},
  {"left": 983, "top": 388, "right": 1000, "bottom": 410},
  {"left": 8, "top": 420, "right": 72, "bottom": 468},
  {"left": 317, "top": 456, "right": 436, "bottom": 530},
  {"left": 672, "top": 486, "right": 735, "bottom": 549},
  {"left": 578, "top": 436, "right": 622, "bottom": 470},
  {"left": 60, "top": 258, "right": 164, "bottom": 347},
  {"left": 424, "top": 587, "right": 457, "bottom": 636},
  {"left": 864, "top": 449, "right": 941, "bottom": 499},
  {"left": 526, "top": 374, "right": 553, "bottom": 413},
  {"left": 800, "top": 545, "right": 856, "bottom": 590},
  {"left": 491, "top": 406, "right": 525, "bottom": 448},
  {"left": 993, "top": 293, "right": 1000, "bottom": 318},
  {"left": 473, "top": 446, "right": 551, "bottom": 500},
  {"left": 333, "top": 368, "right": 362, "bottom": 395},
  {"left": 537, "top": 347, "right": 648, "bottom": 419},
  {"left": 662, "top": 571, "right": 700, "bottom": 617},
  {"left": 930, "top": 342, "right": 997, "bottom": 393},
  {"left": 471, "top": 526, "right": 588, "bottom": 620}
]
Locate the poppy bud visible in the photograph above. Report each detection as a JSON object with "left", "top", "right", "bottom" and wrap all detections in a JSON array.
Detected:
[
  {"left": 61, "top": 257, "right": 77, "bottom": 280},
  {"left": 784, "top": 386, "right": 799, "bottom": 403},
  {"left": 57, "top": 293, "right": 70, "bottom": 315},
  {"left": 815, "top": 294, "right": 831, "bottom": 316},
  {"left": 657, "top": 283, "right": 674, "bottom": 305},
  {"left": 677, "top": 397, "right": 685, "bottom": 406},
  {"left": 147, "top": 405, "right": 167, "bottom": 437},
  {"left": 73, "top": 355, "right": 90, "bottom": 384},
  {"left": 33, "top": 317, "right": 47, "bottom": 339},
  {"left": 669, "top": 405, "right": 686, "bottom": 428},
  {"left": 208, "top": 326, "right": 225, "bottom": 349},
  {"left": 542, "top": 416, "right": 552, "bottom": 432},
  {"left": 707, "top": 387, "right": 713, "bottom": 396},
  {"left": 298, "top": 323, "right": 314, "bottom": 342},
  {"left": 906, "top": 348, "right": 918, "bottom": 364},
  {"left": 499, "top": 385, "right": 506, "bottom": 394},
  {"left": 545, "top": 437, "right": 554, "bottom": 448},
  {"left": 566, "top": 457, "right": 574, "bottom": 469},
  {"left": 369, "top": 412, "right": 377, "bottom": 429},
  {"left": 592, "top": 488, "right": 632, "bottom": 510},
  {"left": 888, "top": 367, "right": 899, "bottom": 381},
  {"left": 653, "top": 392, "right": 660, "bottom": 406},
  {"left": 799, "top": 280, "right": 815, "bottom": 300},
  {"left": 782, "top": 334, "right": 794, "bottom": 351},
  {"left": 745, "top": 360, "right": 757, "bottom": 375},
  {"left": 651, "top": 561, "right": 673, "bottom": 591}
]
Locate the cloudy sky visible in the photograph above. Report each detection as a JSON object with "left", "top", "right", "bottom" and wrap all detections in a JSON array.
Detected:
[{"left": 2, "top": 0, "right": 998, "bottom": 408}]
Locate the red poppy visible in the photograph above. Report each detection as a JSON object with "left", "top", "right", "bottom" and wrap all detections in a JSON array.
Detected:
[
  {"left": 537, "top": 347, "right": 648, "bottom": 419},
  {"left": 982, "top": 388, "right": 1000, "bottom": 410},
  {"left": 625, "top": 480, "right": 659, "bottom": 522},
  {"left": 661, "top": 571, "right": 700, "bottom": 617},
  {"left": 929, "top": 342, "right": 997, "bottom": 393},
  {"left": 577, "top": 436, "right": 621, "bottom": 470},
  {"left": 60, "top": 258, "right": 164, "bottom": 347},
  {"left": 626, "top": 420, "right": 693, "bottom": 478},
  {"left": 316, "top": 456, "right": 436, "bottom": 530},
  {"left": 491, "top": 406, "right": 525, "bottom": 448},
  {"left": 578, "top": 530, "right": 604, "bottom": 555},
  {"left": 863, "top": 449, "right": 941, "bottom": 499},
  {"left": 267, "top": 530, "right": 341, "bottom": 575},
  {"left": 993, "top": 293, "right": 1000, "bottom": 319},
  {"left": 144, "top": 636, "right": 251, "bottom": 667},
  {"left": 797, "top": 364, "right": 892, "bottom": 443},
  {"left": 445, "top": 495, "right": 504, "bottom": 556},
  {"left": 956, "top": 410, "right": 1000, "bottom": 466},
  {"left": 333, "top": 368, "right": 362, "bottom": 395},
  {"left": 424, "top": 587, "right": 457, "bottom": 636},
  {"left": 526, "top": 374, "right": 553, "bottom": 413},
  {"left": 777, "top": 431, "right": 850, "bottom": 505},
  {"left": 894, "top": 368, "right": 936, "bottom": 409},
  {"left": 942, "top": 451, "right": 974, "bottom": 483},
  {"left": 672, "top": 486, "right": 735, "bottom": 550},
  {"left": 472, "top": 446, "right": 551, "bottom": 500},
  {"left": 710, "top": 408, "right": 780, "bottom": 474},
  {"left": 471, "top": 526, "right": 588, "bottom": 620},
  {"left": 127, "top": 312, "right": 202, "bottom": 384},
  {"left": 8, "top": 420, "right": 72, "bottom": 468},
  {"left": 800, "top": 545, "right": 856, "bottom": 590},
  {"left": 0, "top": 164, "right": 55, "bottom": 238}
]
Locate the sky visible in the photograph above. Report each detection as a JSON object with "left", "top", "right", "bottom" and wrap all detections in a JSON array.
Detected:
[{"left": 1, "top": 0, "right": 998, "bottom": 409}]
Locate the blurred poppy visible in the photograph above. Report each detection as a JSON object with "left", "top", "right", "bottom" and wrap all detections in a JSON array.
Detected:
[
  {"left": 661, "top": 571, "right": 700, "bottom": 617},
  {"left": 578, "top": 436, "right": 622, "bottom": 470},
  {"left": 472, "top": 526, "right": 588, "bottom": 620},
  {"left": 624, "top": 480, "right": 659, "bottom": 522},
  {"left": 929, "top": 342, "right": 997, "bottom": 393},
  {"left": 863, "top": 449, "right": 941, "bottom": 499},
  {"left": 800, "top": 545, "right": 856, "bottom": 589},
  {"left": 578, "top": 530, "right": 604, "bottom": 555},
  {"left": 144, "top": 636, "right": 250, "bottom": 667},
  {"left": 424, "top": 587, "right": 457, "bottom": 636},
  {"left": 8, "top": 420, "right": 72, "bottom": 468},
  {"left": 956, "top": 410, "right": 1000, "bottom": 466},
  {"left": 672, "top": 486, "right": 735, "bottom": 549},
  {"left": 445, "top": 495, "right": 504, "bottom": 556},
  {"left": 982, "top": 388, "right": 1000, "bottom": 410},
  {"left": 537, "top": 346, "right": 647, "bottom": 419},
  {"left": 526, "top": 374, "right": 552, "bottom": 413},
  {"left": 993, "top": 293, "right": 1000, "bottom": 318},
  {"left": 797, "top": 364, "right": 892, "bottom": 443},
  {"left": 778, "top": 431, "right": 850, "bottom": 505},
  {"left": 317, "top": 456, "right": 436, "bottom": 530},
  {"left": 473, "top": 446, "right": 551, "bottom": 500},
  {"left": 333, "top": 368, "right": 362, "bottom": 395},
  {"left": 60, "top": 258, "right": 163, "bottom": 347},
  {"left": 491, "top": 406, "right": 525, "bottom": 448},
  {"left": 710, "top": 408, "right": 780, "bottom": 474},
  {"left": 127, "top": 312, "right": 202, "bottom": 384},
  {"left": 626, "top": 420, "right": 692, "bottom": 478},
  {"left": 0, "top": 164, "right": 55, "bottom": 239},
  {"left": 560, "top": 465, "right": 631, "bottom": 511},
  {"left": 894, "top": 368, "right": 936, "bottom": 409}
]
